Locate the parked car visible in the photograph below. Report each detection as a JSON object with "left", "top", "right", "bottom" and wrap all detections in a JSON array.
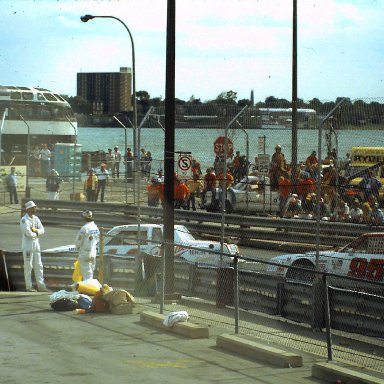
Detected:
[
  {"left": 206, "top": 175, "right": 279, "bottom": 214},
  {"left": 266, "top": 232, "right": 384, "bottom": 284},
  {"left": 43, "top": 224, "right": 240, "bottom": 266}
]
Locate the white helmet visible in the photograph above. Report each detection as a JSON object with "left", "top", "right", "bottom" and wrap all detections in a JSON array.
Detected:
[{"left": 81, "top": 210, "right": 93, "bottom": 219}]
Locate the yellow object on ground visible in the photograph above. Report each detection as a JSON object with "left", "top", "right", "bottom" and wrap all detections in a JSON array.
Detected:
[
  {"left": 76, "top": 281, "right": 100, "bottom": 296},
  {"left": 72, "top": 260, "right": 82, "bottom": 283}
]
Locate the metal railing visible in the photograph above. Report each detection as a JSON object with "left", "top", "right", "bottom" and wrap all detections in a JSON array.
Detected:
[
  {"left": 21, "top": 198, "right": 384, "bottom": 254},
  {"left": 2, "top": 244, "right": 383, "bottom": 373}
]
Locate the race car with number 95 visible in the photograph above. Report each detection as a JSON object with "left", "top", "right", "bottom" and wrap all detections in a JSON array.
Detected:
[{"left": 267, "top": 232, "right": 384, "bottom": 284}]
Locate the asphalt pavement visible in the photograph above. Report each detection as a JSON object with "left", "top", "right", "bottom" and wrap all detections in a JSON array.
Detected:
[
  {"left": 0, "top": 292, "right": 326, "bottom": 384},
  {"left": 1, "top": 184, "right": 384, "bottom": 383}
]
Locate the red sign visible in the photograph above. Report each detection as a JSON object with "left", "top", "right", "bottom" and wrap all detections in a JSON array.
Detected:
[{"left": 214, "top": 136, "right": 234, "bottom": 158}]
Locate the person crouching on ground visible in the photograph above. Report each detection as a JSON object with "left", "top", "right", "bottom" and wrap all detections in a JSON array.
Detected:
[
  {"left": 75, "top": 210, "right": 100, "bottom": 281},
  {"left": 20, "top": 201, "right": 48, "bottom": 292}
]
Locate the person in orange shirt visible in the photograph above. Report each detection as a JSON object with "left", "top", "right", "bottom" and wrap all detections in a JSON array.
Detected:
[
  {"left": 278, "top": 175, "right": 292, "bottom": 217},
  {"left": 297, "top": 173, "right": 315, "bottom": 201},
  {"left": 216, "top": 169, "right": 234, "bottom": 204},
  {"left": 174, "top": 177, "right": 189, "bottom": 209},
  {"left": 201, "top": 168, "right": 216, "bottom": 208},
  {"left": 305, "top": 150, "right": 318, "bottom": 178},
  {"left": 217, "top": 169, "right": 234, "bottom": 190},
  {"left": 147, "top": 177, "right": 163, "bottom": 207},
  {"left": 84, "top": 169, "right": 98, "bottom": 202},
  {"left": 191, "top": 158, "right": 202, "bottom": 176}
]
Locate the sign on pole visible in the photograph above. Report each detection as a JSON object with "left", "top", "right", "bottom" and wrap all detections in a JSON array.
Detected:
[
  {"left": 177, "top": 154, "right": 192, "bottom": 180},
  {"left": 258, "top": 136, "right": 266, "bottom": 155},
  {"left": 257, "top": 154, "right": 270, "bottom": 176},
  {"left": 214, "top": 136, "right": 234, "bottom": 158}
]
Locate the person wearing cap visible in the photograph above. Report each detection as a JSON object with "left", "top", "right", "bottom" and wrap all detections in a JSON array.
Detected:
[
  {"left": 113, "top": 146, "right": 122, "bottom": 179},
  {"left": 75, "top": 210, "right": 100, "bottom": 281},
  {"left": 46, "top": 169, "right": 62, "bottom": 200},
  {"left": 20, "top": 201, "right": 48, "bottom": 292}
]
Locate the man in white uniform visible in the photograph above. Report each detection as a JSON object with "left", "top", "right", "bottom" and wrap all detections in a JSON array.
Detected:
[
  {"left": 20, "top": 201, "right": 48, "bottom": 292},
  {"left": 75, "top": 210, "right": 100, "bottom": 281}
]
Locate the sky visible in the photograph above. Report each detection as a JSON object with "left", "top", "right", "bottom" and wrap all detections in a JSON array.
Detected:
[{"left": 0, "top": 0, "right": 383, "bottom": 103}]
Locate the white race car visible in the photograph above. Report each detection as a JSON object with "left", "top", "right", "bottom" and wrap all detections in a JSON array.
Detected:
[
  {"left": 267, "top": 232, "right": 384, "bottom": 283},
  {"left": 206, "top": 175, "right": 279, "bottom": 214},
  {"left": 44, "top": 224, "right": 240, "bottom": 266}
]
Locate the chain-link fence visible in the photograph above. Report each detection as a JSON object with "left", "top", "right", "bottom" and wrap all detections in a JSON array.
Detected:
[
  {"left": 94, "top": 225, "right": 384, "bottom": 374},
  {"left": 4, "top": 97, "right": 384, "bottom": 374}
]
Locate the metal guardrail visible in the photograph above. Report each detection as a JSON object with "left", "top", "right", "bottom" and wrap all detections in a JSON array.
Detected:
[
  {"left": 22, "top": 198, "right": 384, "bottom": 250},
  {"left": 3, "top": 250, "right": 384, "bottom": 340}
]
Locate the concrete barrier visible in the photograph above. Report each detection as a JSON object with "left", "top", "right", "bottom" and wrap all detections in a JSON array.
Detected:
[
  {"left": 140, "top": 310, "right": 209, "bottom": 339},
  {"left": 216, "top": 333, "right": 303, "bottom": 368},
  {"left": 312, "top": 362, "right": 384, "bottom": 384}
]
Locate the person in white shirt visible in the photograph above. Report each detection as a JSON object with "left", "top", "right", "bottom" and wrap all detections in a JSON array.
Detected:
[
  {"left": 75, "top": 210, "right": 100, "bottom": 281},
  {"left": 96, "top": 163, "right": 109, "bottom": 202},
  {"left": 349, "top": 199, "right": 363, "bottom": 223},
  {"left": 40, "top": 144, "right": 51, "bottom": 177},
  {"left": 105, "top": 148, "right": 115, "bottom": 173},
  {"left": 113, "top": 146, "right": 122, "bottom": 179},
  {"left": 19, "top": 201, "right": 48, "bottom": 292}
]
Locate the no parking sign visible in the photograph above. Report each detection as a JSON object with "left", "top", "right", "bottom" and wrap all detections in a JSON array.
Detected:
[{"left": 177, "top": 154, "right": 192, "bottom": 179}]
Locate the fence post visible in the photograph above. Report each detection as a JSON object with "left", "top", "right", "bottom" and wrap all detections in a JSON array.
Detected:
[
  {"left": 187, "top": 263, "right": 197, "bottom": 296},
  {"left": 311, "top": 277, "right": 325, "bottom": 330},
  {"left": 216, "top": 267, "right": 234, "bottom": 308},
  {"left": 323, "top": 274, "right": 333, "bottom": 361},
  {"left": 234, "top": 256, "right": 239, "bottom": 334},
  {"left": 98, "top": 228, "right": 105, "bottom": 284},
  {"left": 276, "top": 282, "right": 284, "bottom": 316}
]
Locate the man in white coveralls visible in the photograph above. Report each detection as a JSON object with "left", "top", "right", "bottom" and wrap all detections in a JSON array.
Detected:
[
  {"left": 75, "top": 210, "right": 100, "bottom": 281},
  {"left": 20, "top": 201, "right": 48, "bottom": 292}
]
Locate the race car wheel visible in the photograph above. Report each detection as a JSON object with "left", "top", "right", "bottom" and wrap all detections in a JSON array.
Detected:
[{"left": 286, "top": 260, "right": 315, "bottom": 284}]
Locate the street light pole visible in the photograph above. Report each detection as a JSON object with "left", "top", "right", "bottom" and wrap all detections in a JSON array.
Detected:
[
  {"left": 80, "top": 14, "right": 137, "bottom": 176},
  {"left": 113, "top": 115, "right": 128, "bottom": 203},
  {"left": 19, "top": 114, "right": 31, "bottom": 198}
]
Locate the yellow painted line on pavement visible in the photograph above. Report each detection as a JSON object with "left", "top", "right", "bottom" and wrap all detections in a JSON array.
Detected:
[{"left": 126, "top": 359, "right": 189, "bottom": 369}]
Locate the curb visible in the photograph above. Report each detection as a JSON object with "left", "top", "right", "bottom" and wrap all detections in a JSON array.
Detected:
[
  {"left": 216, "top": 333, "right": 303, "bottom": 368},
  {"left": 312, "top": 362, "right": 384, "bottom": 384},
  {"left": 140, "top": 310, "right": 210, "bottom": 339}
]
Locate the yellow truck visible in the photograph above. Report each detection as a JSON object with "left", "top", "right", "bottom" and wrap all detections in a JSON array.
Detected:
[{"left": 342, "top": 147, "right": 384, "bottom": 204}]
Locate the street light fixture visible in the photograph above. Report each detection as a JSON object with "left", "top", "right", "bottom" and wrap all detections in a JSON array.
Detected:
[{"left": 80, "top": 14, "right": 138, "bottom": 177}]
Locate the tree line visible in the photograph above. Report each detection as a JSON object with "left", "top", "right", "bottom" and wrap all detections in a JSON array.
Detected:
[{"left": 64, "top": 91, "right": 384, "bottom": 127}]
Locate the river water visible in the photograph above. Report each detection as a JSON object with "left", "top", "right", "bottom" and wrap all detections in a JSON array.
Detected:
[{"left": 78, "top": 127, "right": 384, "bottom": 170}]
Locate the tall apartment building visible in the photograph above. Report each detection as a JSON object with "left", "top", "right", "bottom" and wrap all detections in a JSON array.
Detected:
[{"left": 77, "top": 67, "right": 132, "bottom": 115}]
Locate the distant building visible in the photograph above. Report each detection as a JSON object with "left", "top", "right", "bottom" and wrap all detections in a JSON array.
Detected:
[{"left": 77, "top": 67, "right": 132, "bottom": 115}]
